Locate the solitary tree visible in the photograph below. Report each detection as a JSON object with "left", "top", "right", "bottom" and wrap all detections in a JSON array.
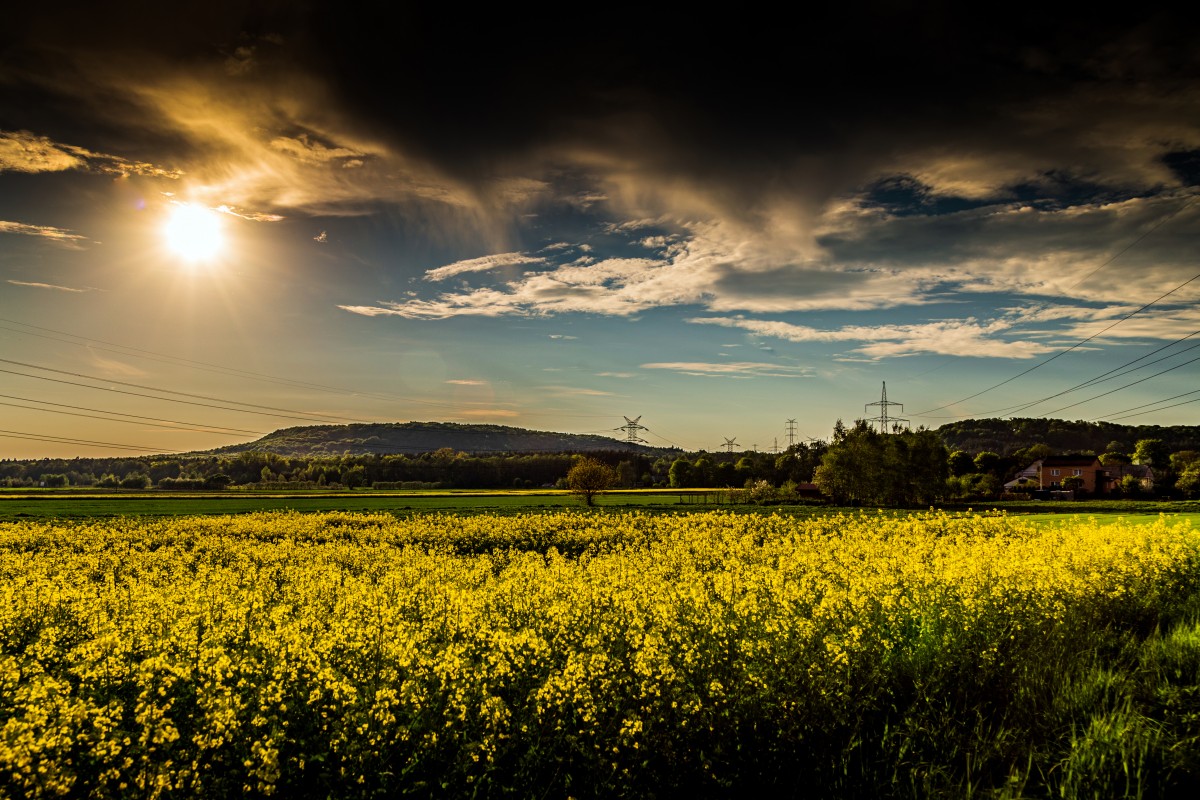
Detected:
[{"left": 566, "top": 457, "right": 619, "bottom": 507}]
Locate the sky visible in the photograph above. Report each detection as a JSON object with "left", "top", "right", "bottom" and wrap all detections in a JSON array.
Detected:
[{"left": 3, "top": 4, "right": 1200, "bottom": 459}]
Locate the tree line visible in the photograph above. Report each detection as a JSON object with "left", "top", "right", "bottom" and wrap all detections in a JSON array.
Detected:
[{"left": 7, "top": 421, "right": 1200, "bottom": 504}]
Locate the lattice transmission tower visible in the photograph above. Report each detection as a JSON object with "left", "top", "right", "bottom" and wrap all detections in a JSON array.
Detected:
[
  {"left": 618, "top": 415, "right": 649, "bottom": 445},
  {"left": 864, "top": 382, "right": 910, "bottom": 433}
]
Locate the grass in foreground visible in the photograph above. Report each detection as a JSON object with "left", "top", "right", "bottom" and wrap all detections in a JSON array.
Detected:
[
  {"left": 2, "top": 510, "right": 1200, "bottom": 797},
  {"left": 0, "top": 489, "right": 743, "bottom": 520}
]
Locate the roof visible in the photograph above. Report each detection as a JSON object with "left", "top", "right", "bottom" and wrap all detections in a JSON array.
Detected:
[{"left": 1041, "top": 455, "right": 1102, "bottom": 468}]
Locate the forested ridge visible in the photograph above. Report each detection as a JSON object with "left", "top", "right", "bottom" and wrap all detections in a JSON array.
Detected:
[
  {"left": 935, "top": 418, "right": 1200, "bottom": 456},
  {"left": 205, "top": 421, "right": 666, "bottom": 457}
]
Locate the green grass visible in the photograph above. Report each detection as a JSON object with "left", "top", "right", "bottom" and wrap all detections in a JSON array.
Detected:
[
  {"left": 0, "top": 488, "right": 738, "bottom": 519},
  {"left": 5, "top": 488, "right": 1200, "bottom": 524},
  {"left": 1023, "top": 511, "right": 1200, "bottom": 528}
]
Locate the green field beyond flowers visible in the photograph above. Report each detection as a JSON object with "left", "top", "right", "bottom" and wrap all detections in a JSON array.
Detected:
[{"left": 3, "top": 510, "right": 1200, "bottom": 797}]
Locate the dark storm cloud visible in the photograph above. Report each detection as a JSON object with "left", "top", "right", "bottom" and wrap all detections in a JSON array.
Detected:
[
  {"left": 8, "top": 4, "right": 1198, "bottom": 186},
  {"left": 6, "top": 2, "right": 1200, "bottom": 322}
]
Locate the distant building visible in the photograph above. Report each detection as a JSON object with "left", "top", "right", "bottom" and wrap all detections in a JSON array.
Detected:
[
  {"left": 1104, "top": 463, "right": 1155, "bottom": 493},
  {"left": 1004, "top": 459, "right": 1042, "bottom": 491},
  {"left": 1039, "top": 455, "right": 1105, "bottom": 493}
]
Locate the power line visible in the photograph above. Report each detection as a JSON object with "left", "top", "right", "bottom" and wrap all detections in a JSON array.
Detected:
[
  {"left": 913, "top": 269, "right": 1200, "bottom": 416},
  {"left": 0, "top": 396, "right": 267, "bottom": 436},
  {"left": 907, "top": 195, "right": 1199, "bottom": 383},
  {"left": 920, "top": 329, "right": 1200, "bottom": 420},
  {"left": 0, "top": 366, "right": 358, "bottom": 425},
  {"left": 0, "top": 429, "right": 172, "bottom": 453},
  {"left": 641, "top": 428, "right": 687, "bottom": 450},
  {"left": 1091, "top": 389, "right": 1200, "bottom": 421},
  {"left": 1104, "top": 396, "right": 1200, "bottom": 421},
  {"left": 0, "top": 359, "right": 377, "bottom": 424},
  {"left": 1005, "top": 339, "right": 1200, "bottom": 417},
  {"left": 0, "top": 317, "right": 619, "bottom": 423},
  {"left": 1027, "top": 355, "right": 1200, "bottom": 419},
  {"left": 0, "top": 318, "right": 501, "bottom": 411}
]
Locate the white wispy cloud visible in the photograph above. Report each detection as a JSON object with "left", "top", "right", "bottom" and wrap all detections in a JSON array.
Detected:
[
  {"left": 445, "top": 379, "right": 487, "bottom": 385},
  {"left": 640, "top": 361, "right": 815, "bottom": 378},
  {"left": 0, "top": 221, "right": 89, "bottom": 248},
  {"left": 216, "top": 205, "right": 284, "bottom": 222},
  {"left": 88, "top": 352, "right": 148, "bottom": 377},
  {"left": 423, "top": 252, "right": 548, "bottom": 282},
  {"left": 548, "top": 334, "right": 577, "bottom": 340},
  {"left": 688, "top": 315, "right": 1059, "bottom": 360},
  {"left": 1058, "top": 309, "right": 1200, "bottom": 342},
  {"left": 544, "top": 385, "right": 616, "bottom": 397},
  {"left": 346, "top": 257, "right": 671, "bottom": 318},
  {"left": 337, "top": 304, "right": 397, "bottom": 317},
  {"left": 5, "top": 279, "right": 88, "bottom": 292},
  {"left": 342, "top": 190, "right": 1200, "bottom": 322}
]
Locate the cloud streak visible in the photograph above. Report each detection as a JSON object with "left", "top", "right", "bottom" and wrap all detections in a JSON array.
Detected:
[
  {"left": 640, "top": 362, "right": 815, "bottom": 378},
  {"left": 0, "top": 220, "right": 88, "bottom": 247},
  {"left": 424, "top": 252, "right": 547, "bottom": 281},
  {"left": 0, "top": 130, "right": 181, "bottom": 178},
  {"left": 6, "top": 279, "right": 88, "bottom": 292},
  {"left": 688, "top": 316, "right": 1061, "bottom": 360}
]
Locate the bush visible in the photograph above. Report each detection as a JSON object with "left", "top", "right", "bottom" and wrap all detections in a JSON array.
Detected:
[{"left": 118, "top": 473, "right": 151, "bottom": 489}]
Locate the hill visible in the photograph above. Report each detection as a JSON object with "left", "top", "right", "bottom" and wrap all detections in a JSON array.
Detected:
[
  {"left": 935, "top": 418, "right": 1200, "bottom": 456},
  {"left": 205, "top": 421, "right": 670, "bottom": 457}
]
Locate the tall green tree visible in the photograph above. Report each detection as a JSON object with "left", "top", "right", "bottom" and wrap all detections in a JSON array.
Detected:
[
  {"left": 947, "top": 450, "right": 975, "bottom": 477},
  {"left": 1133, "top": 439, "right": 1169, "bottom": 467},
  {"left": 668, "top": 459, "right": 694, "bottom": 488},
  {"left": 813, "top": 421, "right": 947, "bottom": 506}
]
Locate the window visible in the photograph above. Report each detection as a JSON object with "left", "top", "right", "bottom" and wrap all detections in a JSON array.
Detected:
[
  {"left": 1073, "top": 469, "right": 1082, "bottom": 476},
  {"left": 1051, "top": 469, "right": 1060, "bottom": 476}
]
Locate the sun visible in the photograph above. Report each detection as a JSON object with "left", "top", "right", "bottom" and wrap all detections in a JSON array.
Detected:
[{"left": 164, "top": 204, "right": 223, "bottom": 262}]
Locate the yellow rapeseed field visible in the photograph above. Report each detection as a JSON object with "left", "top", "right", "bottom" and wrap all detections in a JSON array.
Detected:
[{"left": 1, "top": 510, "right": 1198, "bottom": 798}]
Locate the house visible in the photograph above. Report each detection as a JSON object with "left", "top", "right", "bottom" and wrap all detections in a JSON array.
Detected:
[
  {"left": 1039, "top": 455, "right": 1105, "bottom": 493},
  {"left": 1004, "top": 459, "right": 1041, "bottom": 490},
  {"left": 1104, "top": 463, "right": 1155, "bottom": 493}
]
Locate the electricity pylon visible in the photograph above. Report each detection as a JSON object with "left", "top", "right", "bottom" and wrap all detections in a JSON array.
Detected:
[
  {"left": 618, "top": 415, "right": 649, "bottom": 445},
  {"left": 864, "top": 381, "right": 910, "bottom": 433}
]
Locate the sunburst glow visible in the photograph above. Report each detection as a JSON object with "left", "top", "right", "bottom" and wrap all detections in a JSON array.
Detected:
[{"left": 164, "top": 204, "right": 223, "bottom": 262}]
